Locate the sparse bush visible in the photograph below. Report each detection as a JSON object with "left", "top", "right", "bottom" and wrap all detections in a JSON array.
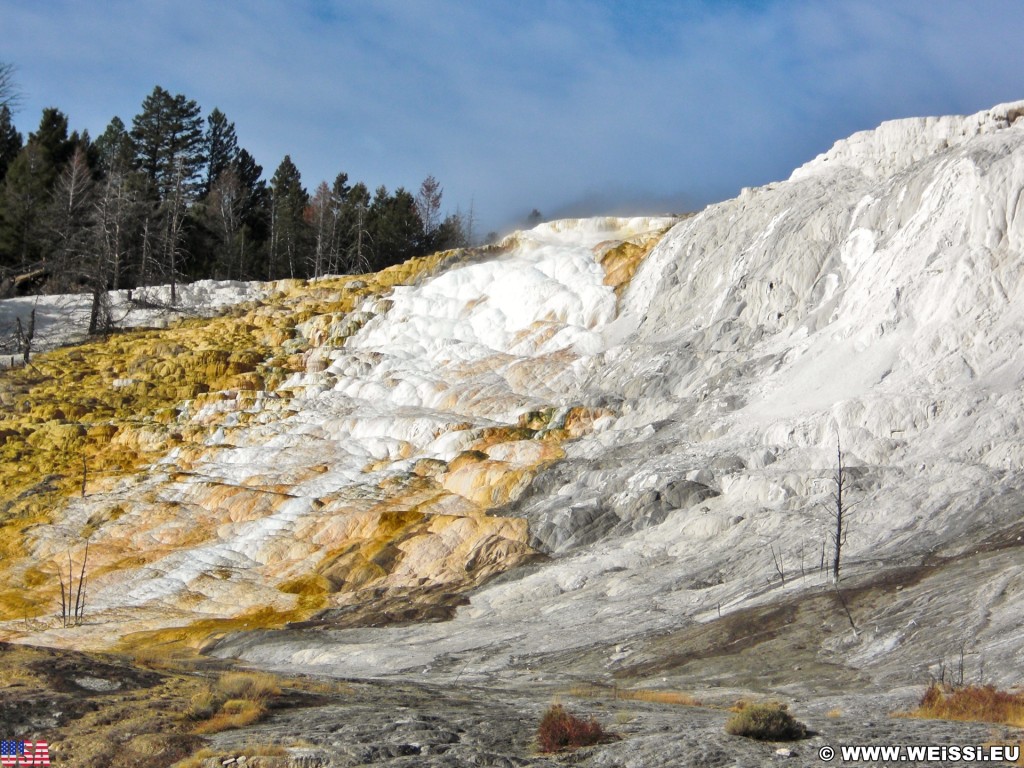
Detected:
[
  {"left": 724, "top": 702, "right": 807, "bottom": 741},
  {"left": 537, "top": 704, "right": 606, "bottom": 752},
  {"left": 914, "top": 684, "right": 1024, "bottom": 727},
  {"left": 186, "top": 671, "right": 282, "bottom": 734},
  {"left": 215, "top": 671, "right": 281, "bottom": 701},
  {"left": 184, "top": 690, "right": 219, "bottom": 721},
  {"left": 193, "top": 698, "right": 266, "bottom": 734}
]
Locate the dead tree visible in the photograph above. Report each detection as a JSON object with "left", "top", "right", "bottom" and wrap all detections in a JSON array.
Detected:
[
  {"left": 769, "top": 543, "right": 786, "bottom": 586},
  {"left": 828, "top": 436, "right": 853, "bottom": 584},
  {"left": 15, "top": 308, "right": 34, "bottom": 364}
]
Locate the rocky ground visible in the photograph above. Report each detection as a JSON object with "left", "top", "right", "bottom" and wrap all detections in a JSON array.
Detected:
[
  {"left": 4, "top": 649, "right": 1020, "bottom": 768},
  {"left": 5, "top": 557, "right": 1023, "bottom": 768}
]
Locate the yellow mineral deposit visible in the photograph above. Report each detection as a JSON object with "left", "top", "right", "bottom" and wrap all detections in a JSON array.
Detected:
[
  {"left": 598, "top": 224, "right": 675, "bottom": 299},
  {"left": 0, "top": 230, "right": 667, "bottom": 650}
]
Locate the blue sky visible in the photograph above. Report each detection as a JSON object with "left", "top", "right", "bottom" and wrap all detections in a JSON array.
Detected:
[{"left": 3, "top": 1, "right": 1024, "bottom": 236}]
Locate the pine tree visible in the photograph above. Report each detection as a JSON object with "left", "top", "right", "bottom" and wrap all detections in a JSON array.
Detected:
[
  {"left": 94, "top": 116, "right": 135, "bottom": 176},
  {"left": 31, "top": 108, "right": 76, "bottom": 174},
  {"left": 204, "top": 108, "right": 238, "bottom": 194},
  {"left": 368, "top": 186, "right": 424, "bottom": 270},
  {"left": 0, "top": 109, "right": 74, "bottom": 270},
  {"left": 0, "top": 105, "right": 22, "bottom": 183},
  {"left": 269, "top": 155, "right": 308, "bottom": 279},
  {"left": 130, "top": 87, "right": 206, "bottom": 300},
  {"left": 434, "top": 211, "right": 470, "bottom": 250},
  {"left": 233, "top": 149, "right": 268, "bottom": 223},
  {"left": 0, "top": 144, "right": 49, "bottom": 269},
  {"left": 197, "top": 147, "right": 270, "bottom": 280},
  {"left": 131, "top": 86, "right": 206, "bottom": 201}
]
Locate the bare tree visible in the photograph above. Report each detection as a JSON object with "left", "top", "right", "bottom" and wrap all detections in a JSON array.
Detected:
[
  {"left": 828, "top": 436, "right": 853, "bottom": 583},
  {"left": 769, "top": 543, "right": 786, "bottom": 586},
  {"left": 206, "top": 166, "right": 245, "bottom": 279},
  {"left": 92, "top": 166, "right": 143, "bottom": 329},
  {"left": 415, "top": 175, "right": 443, "bottom": 237},
  {"left": 308, "top": 180, "right": 340, "bottom": 278},
  {"left": 347, "top": 199, "right": 372, "bottom": 274},
  {"left": 47, "top": 147, "right": 95, "bottom": 284},
  {"left": 0, "top": 61, "right": 19, "bottom": 110}
]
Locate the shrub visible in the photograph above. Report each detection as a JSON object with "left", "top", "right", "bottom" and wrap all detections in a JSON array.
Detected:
[
  {"left": 724, "top": 702, "right": 807, "bottom": 741},
  {"left": 184, "top": 690, "right": 220, "bottom": 721},
  {"left": 914, "top": 684, "right": 1024, "bottom": 727},
  {"left": 215, "top": 671, "right": 281, "bottom": 701},
  {"left": 186, "top": 671, "right": 283, "bottom": 734},
  {"left": 537, "top": 704, "right": 606, "bottom": 752},
  {"left": 193, "top": 699, "right": 266, "bottom": 734}
]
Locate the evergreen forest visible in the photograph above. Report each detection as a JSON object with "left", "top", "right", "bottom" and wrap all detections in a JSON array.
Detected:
[{"left": 0, "top": 82, "right": 473, "bottom": 326}]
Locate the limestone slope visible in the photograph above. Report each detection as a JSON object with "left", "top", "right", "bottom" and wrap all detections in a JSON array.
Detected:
[
  {"left": 216, "top": 102, "right": 1024, "bottom": 687},
  {"left": 4, "top": 102, "right": 1024, "bottom": 695},
  {"left": 0, "top": 220, "right": 674, "bottom": 649}
]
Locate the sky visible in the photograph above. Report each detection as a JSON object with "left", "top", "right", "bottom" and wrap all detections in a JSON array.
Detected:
[{"left": 3, "top": 0, "right": 1024, "bottom": 237}]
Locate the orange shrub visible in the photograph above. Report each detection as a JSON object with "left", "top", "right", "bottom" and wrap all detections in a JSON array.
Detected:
[{"left": 537, "top": 704, "right": 606, "bottom": 752}]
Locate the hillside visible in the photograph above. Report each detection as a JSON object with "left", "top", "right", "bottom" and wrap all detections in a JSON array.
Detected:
[{"left": 3, "top": 101, "right": 1024, "bottom": 765}]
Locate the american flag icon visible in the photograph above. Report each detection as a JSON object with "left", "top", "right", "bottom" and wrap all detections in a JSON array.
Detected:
[
  {"left": 1, "top": 741, "right": 50, "bottom": 766},
  {"left": 0, "top": 741, "right": 20, "bottom": 767}
]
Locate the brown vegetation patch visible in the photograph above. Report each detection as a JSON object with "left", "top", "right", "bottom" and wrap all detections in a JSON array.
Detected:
[
  {"left": 2, "top": 641, "right": 346, "bottom": 768},
  {"left": 536, "top": 704, "right": 612, "bottom": 753},
  {"left": 912, "top": 684, "right": 1024, "bottom": 728},
  {"left": 567, "top": 682, "right": 701, "bottom": 707}
]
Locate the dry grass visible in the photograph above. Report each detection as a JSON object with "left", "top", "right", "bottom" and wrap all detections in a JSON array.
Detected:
[
  {"left": 2, "top": 643, "right": 346, "bottom": 768},
  {"left": 215, "top": 670, "right": 282, "bottom": 700},
  {"left": 912, "top": 684, "right": 1024, "bottom": 728},
  {"left": 193, "top": 698, "right": 267, "bottom": 734},
  {"left": 131, "top": 647, "right": 204, "bottom": 672},
  {"left": 619, "top": 689, "right": 701, "bottom": 706},
  {"left": 567, "top": 683, "right": 701, "bottom": 707},
  {"left": 185, "top": 670, "right": 284, "bottom": 734}
]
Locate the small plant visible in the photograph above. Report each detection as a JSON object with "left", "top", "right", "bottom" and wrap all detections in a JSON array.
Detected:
[
  {"left": 537, "top": 704, "right": 606, "bottom": 753},
  {"left": 56, "top": 541, "right": 89, "bottom": 627},
  {"left": 724, "top": 702, "right": 807, "bottom": 741}
]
